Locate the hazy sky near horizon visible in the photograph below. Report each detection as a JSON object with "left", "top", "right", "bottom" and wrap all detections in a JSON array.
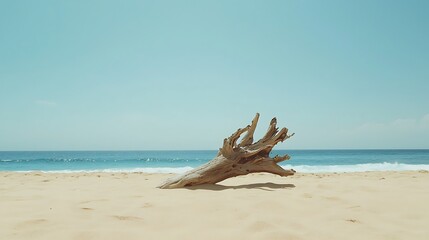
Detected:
[{"left": 1, "top": 0, "right": 428, "bottom": 150}]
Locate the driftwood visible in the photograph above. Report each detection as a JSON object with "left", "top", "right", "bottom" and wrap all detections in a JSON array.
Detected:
[{"left": 158, "top": 113, "right": 295, "bottom": 189}]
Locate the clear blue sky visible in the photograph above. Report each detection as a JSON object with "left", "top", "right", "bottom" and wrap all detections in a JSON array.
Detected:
[{"left": 1, "top": 0, "right": 428, "bottom": 150}]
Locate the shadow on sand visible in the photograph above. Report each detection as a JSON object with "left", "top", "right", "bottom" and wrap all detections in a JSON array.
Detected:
[{"left": 185, "top": 182, "right": 295, "bottom": 191}]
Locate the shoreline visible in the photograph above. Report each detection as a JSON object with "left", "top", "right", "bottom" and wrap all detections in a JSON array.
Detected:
[
  {"left": 2, "top": 169, "right": 428, "bottom": 173},
  {"left": 2, "top": 165, "right": 429, "bottom": 174},
  {"left": 1, "top": 171, "right": 429, "bottom": 240}
]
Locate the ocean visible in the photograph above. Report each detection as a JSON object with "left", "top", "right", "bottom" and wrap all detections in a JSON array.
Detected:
[{"left": 1, "top": 150, "right": 429, "bottom": 173}]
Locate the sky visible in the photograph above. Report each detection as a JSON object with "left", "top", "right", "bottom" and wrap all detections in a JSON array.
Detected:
[{"left": 0, "top": 0, "right": 428, "bottom": 150}]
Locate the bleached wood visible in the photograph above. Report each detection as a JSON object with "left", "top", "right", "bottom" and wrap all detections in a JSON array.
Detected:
[{"left": 158, "top": 113, "right": 295, "bottom": 189}]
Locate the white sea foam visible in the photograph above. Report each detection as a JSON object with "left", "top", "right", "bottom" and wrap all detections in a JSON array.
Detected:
[
  {"left": 281, "top": 162, "right": 429, "bottom": 173},
  {"left": 100, "top": 167, "right": 194, "bottom": 174},
  {"left": 20, "top": 167, "right": 195, "bottom": 174},
  {"left": 14, "top": 163, "right": 429, "bottom": 174}
]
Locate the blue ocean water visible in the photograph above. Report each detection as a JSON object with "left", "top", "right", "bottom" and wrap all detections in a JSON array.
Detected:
[{"left": 1, "top": 150, "right": 429, "bottom": 173}]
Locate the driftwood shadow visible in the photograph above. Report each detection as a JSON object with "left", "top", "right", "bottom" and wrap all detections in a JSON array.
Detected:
[{"left": 185, "top": 182, "right": 295, "bottom": 191}]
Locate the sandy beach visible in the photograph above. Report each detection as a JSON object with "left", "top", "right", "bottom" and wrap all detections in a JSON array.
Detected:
[{"left": 1, "top": 171, "right": 428, "bottom": 240}]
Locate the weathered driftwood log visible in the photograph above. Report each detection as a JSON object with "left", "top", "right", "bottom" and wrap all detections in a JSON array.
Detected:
[{"left": 158, "top": 113, "right": 295, "bottom": 189}]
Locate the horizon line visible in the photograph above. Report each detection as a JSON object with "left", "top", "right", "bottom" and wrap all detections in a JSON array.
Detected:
[{"left": 1, "top": 148, "right": 429, "bottom": 152}]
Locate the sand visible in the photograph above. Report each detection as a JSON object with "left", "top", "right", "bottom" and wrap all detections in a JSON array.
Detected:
[{"left": 1, "top": 171, "right": 428, "bottom": 240}]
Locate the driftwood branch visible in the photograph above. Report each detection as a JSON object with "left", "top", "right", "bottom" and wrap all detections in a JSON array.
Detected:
[{"left": 159, "top": 113, "right": 295, "bottom": 189}]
